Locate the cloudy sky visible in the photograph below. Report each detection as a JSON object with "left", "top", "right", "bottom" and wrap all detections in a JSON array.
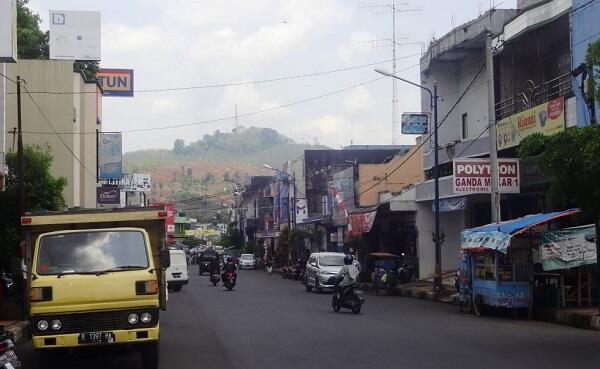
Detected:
[{"left": 29, "top": 0, "right": 516, "bottom": 152}]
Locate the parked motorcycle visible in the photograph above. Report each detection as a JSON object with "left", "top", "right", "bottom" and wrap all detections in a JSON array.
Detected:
[
  {"left": 397, "top": 253, "right": 416, "bottom": 283},
  {"left": 224, "top": 271, "right": 236, "bottom": 291},
  {"left": 0, "top": 271, "right": 14, "bottom": 298},
  {"left": 332, "top": 278, "right": 365, "bottom": 314},
  {"left": 0, "top": 325, "right": 21, "bottom": 369},
  {"left": 210, "top": 274, "right": 220, "bottom": 286}
]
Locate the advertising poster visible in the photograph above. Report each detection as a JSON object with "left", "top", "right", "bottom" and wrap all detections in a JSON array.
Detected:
[
  {"left": 497, "top": 97, "right": 565, "bottom": 150},
  {"left": 401, "top": 113, "right": 429, "bottom": 134},
  {"left": 97, "top": 69, "right": 134, "bottom": 97},
  {"left": 98, "top": 132, "right": 123, "bottom": 179},
  {"left": 96, "top": 185, "right": 120, "bottom": 205},
  {"left": 540, "top": 225, "right": 597, "bottom": 271},
  {"left": 453, "top": 158, "right": 519, "bottom": 194}
]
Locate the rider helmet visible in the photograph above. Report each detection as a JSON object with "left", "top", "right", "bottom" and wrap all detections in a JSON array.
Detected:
[{"left": 344, "top": 255, "right": 353, "bottom": 265}]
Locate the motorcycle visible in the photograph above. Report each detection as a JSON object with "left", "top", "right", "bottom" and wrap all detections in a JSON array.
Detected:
[
  {"left": 0, "top": 271, "right": 14, "bottom": 298},
  {"left": 224, "top": 271, "right": 236, "bottom": 291},
  {"left": 0, "top": 325, "right": 20, "bottom": 369},
  {"left": 332, "top": 278, "right": 365, "bottom": 314},
  {"left": 209, "top": 273, "right": 220, "bottom": 286},
  {"left": 397, "top": 253, "right": 416, "bottom": 283}
]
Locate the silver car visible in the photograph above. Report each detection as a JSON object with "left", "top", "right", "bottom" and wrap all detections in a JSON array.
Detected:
[
  {"left": 239, "top": 254, "right": 256, "bottom": 269},
  {"left": 304, "top": 252, "right": 346, "bottom": 293}
]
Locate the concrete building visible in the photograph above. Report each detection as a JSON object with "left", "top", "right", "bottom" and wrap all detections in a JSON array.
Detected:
[
  {"left": 414, "top": 9, "right": 517, "bottom": 279},
  {"left": 3, "top": 59, "right": 102, "bottom": 208}
]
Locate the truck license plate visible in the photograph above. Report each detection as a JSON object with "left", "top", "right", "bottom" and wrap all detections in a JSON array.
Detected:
[{"left": 78, "top": 332, "right": 115, "bottom": 344}]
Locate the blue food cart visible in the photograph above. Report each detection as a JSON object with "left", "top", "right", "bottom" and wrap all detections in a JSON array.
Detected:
[{"left": 459, "top": 209, "right": 579, "bottom": 315}]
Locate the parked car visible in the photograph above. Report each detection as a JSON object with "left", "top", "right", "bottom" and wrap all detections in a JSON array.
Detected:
[
  {"left": 305, "top": 252, "right": 346, "bottom": 293},
  {"left": 239, "top": 254, "right": 257, "bottom": 269},
  {"left": 167, "top": 249, "right": 189, "bottom": 292}
]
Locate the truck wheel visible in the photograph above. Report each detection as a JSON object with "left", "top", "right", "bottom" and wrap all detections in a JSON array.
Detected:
[
  {"left": 172, "top": 285, "right": 182, "bottom": 292},
  {"left": 141, "top": 341, "right": 160, "bottom": 369}
]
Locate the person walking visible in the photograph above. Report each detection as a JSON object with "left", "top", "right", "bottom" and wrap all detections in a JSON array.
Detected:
[{"left": 265, "top": 258, "right": 274, "bottom": 278}]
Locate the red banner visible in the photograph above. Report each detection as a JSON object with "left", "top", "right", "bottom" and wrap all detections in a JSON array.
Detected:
[{"left": 347, "top": 210, "right": 377, "bottom": 238}]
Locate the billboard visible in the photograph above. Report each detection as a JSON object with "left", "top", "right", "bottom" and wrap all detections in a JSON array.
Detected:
[
  {"left": 0, "top": 0, "right": 17, "bottom": 62},
  {"left": 49, "top": 10, "right": 101, "bottom": 61},
  {"left": 497, "top": 97, "right": 565, "bottom": 150},
  {"left": 122, "top": 173, "right": 151, "bottom": 192},
  {"left": 184, "top": 229, "right": 218, "bottom": 236},
  {"left": 453, "top": 158, "right": 520, "bottom": 194},
  {"left": 401, "top": 113, "right": 429, "bottom": 134},
  {"left": 96, "top": 185, "right": 120, "bottom": 205},
  {"left": 98, "top": 133, "right": 123, "bottom": 179},
  {"left": 97, "top": 69, "right": 134, "bottom": 97}
]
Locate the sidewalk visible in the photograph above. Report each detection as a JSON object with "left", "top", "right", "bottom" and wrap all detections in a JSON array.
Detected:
[{"left": 0, "top": 320, "right": 29, "bottom": 345}]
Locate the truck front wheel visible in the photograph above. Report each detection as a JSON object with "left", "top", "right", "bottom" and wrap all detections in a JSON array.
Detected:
[{"left": 140, "top": 341, "right": 160, "bottom": 369}]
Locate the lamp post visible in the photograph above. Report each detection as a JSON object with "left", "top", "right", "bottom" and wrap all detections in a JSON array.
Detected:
[
  {"left": 263, "top": 164, "right": 297, "bottom": 264},
  {"left": 374, "top": 68, "right": 441, "bottom": 291}
]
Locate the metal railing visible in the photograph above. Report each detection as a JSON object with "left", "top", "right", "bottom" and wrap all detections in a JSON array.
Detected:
[{"left": 495, "top": 72, "right": 572, "bottom": 121}]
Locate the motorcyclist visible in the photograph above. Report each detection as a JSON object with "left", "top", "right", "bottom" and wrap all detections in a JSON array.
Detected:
[
  {"left": 209, "top": 257, "right": 220, "bottom": 276},
  {"left": 336, "top": 255, "right": 359, "bottom": 296},
  {"left": 221, "top": 257, "right": 237, "bottom": 284}
]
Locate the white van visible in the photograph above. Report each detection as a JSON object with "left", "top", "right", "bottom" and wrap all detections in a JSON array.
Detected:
[{"left": 167, "top": 249, "right": 189, "bottom": 291}]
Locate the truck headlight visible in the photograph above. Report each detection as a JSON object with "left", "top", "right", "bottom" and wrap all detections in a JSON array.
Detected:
[
  {"left": 136, "top": 280, "right": 159, "bottom": 295},
  {"left": 128, "top": 313, "right": 139, "bottom": 325},
  {"left": 37, "top": 320, "right": 49, "bottom": 331},
  {"left": 51, "top": 319, "right": 62, "bottom": 330},
  {"left": 141, "top": 312, "right": 152, "bottom": 323}
]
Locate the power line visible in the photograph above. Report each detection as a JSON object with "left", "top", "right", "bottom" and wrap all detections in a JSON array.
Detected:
[{"left": 11, "top": 55, "right": 421, "bottom": 95}]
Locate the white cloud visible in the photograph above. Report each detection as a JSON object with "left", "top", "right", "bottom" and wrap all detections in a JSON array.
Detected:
[
  {"left": 336, "top": 30, "right": 375, "bottom": 63},
  {"left": 343, "top": 86, "right": 375, "bottom": 113}
]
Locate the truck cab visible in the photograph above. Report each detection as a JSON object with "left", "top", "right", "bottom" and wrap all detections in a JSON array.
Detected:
[{"left": 22, "top": 208, "right": 170, "bottom": 369}]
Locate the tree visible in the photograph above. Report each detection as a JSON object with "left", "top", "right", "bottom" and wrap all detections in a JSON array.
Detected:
[
  {"left": 0, "top": 145, "right": 67, "bottom": 267},
  {"left": 586, "top": 39, "right": 600, "bottom": 103},
  {"left": 16, "top": 0, "right": 48, "bottom": 59},
  {"left": 219, "top": 223, "right": 244, "bottom": 250},
  {"left": 173, "top": 139, "right": 185, "bottom": 154},
  {"left": 519, "top": 126, "right": 600, "bottom": 311}
]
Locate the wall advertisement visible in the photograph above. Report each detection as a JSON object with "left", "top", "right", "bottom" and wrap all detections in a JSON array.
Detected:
[
  {"left": 97, "top": 69, "right": 134, "bottom": 97},
  {"left": 497, "top": 97, "right": 565, "bottom": 150},
  {"left": 540, "top": 225, "right": 597, "bottom": 271},
  {"left": 96, "top": 185, "right": 120, "bottom": 205},
  {"left": 98, "top": 133, "right": 123, "bottom": 180},
  {"left": 453, "top": 158, "right": 520, "bottom": 194}
]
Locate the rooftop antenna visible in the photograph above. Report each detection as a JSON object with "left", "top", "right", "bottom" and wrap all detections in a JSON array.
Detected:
[
  {"left": 359, "top": 2, "right": 420, "bottom": 145},
  {"left": 234, "top": 104, "right": 239, "bottom": 130}
]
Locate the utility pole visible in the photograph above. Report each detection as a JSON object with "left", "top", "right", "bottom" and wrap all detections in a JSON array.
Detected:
[
  {"left": 486, "top": 34, "right": 501, "bottom": 223},
  {"left": 16, "top": 76, "right": 25, "bottom": 222},
  {"left": 391, "top": 2, "right": 399, "bottom": 145},
  {"left": 432, "top": 82, "right": 441, "bottom": 291}
]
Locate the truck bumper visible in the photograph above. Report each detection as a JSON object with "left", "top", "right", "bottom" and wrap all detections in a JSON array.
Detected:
[
  {"left": 32, "top": 326, "right": 159, "bottom": 349},
  {"left": 167, "top": 279, "right": 189, "bottom": 287}
]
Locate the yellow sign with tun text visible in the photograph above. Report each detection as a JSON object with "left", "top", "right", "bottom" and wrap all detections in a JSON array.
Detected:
[{"left": 496, "top": 97, "right": 565, "bottom": 150}]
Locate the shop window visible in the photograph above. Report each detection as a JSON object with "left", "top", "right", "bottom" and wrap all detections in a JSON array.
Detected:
[
  {"left": 499, "top": 252, "right": 513, "bottom": 282},
  {"left": 474, "top": 253, "right": 495, "bottom": 281}
]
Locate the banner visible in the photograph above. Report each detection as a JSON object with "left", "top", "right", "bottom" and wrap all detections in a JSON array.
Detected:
[
  {"left": 434, "top": 197, "right": 467, "bottom": 212},
  {"left": 96, "top": 185, "right": 120, "bottom": 205},
  {"left": 98, "top": 133, "right": 123, "bottom": 179},
  {"left": 540, "top": 225, "right": 597, "bottom": 271},
  {"left": 460, "top": 230, "right": 512, "bottom": 254},
  {"left": 453, "top": 158, "right": 519, "bottom": 194},
  {"left": 185, "top": 229, "right": 217, "bottom": 236},
  {"left": 347, "top": 210, "right": 377, "bottom": 238},
  {"left": 97, "top": 69, "right": 134, "bottom": 97},
  {"left": 497, "top": 97, "right": 565, "bottom": 150}
]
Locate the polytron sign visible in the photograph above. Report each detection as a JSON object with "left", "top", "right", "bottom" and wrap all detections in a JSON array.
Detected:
[
  {"left": 97, "top": 69, "right": 134, "bottom": 97},
  {"left": 453, "top": 158, "right": 520, "bottom": 194}
]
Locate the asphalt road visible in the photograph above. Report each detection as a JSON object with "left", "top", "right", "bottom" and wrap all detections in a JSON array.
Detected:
[{"left": 17, "top": 269, "right": 600, "bottom": 369}]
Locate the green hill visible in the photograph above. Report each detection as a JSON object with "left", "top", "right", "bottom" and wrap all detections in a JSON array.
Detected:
[{"left": 124, "top": 126, "right": 328, "bottom": 172}]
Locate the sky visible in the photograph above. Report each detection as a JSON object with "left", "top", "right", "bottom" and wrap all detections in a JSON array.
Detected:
[{"left": 29, "top": 0, "right": 517, "bottom": 152}]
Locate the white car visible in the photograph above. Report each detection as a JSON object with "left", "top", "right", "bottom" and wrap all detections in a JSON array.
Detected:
[
  {"left": 238, "top": 254, "right": 257, "bottom": 269},
  {"left": 166, "top": 249, "right": 189, "bottom": 291}
]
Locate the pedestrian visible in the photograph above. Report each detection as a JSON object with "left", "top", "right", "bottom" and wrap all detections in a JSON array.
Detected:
[{"left": 265, "top": 258, "right": 273, "bottom": 277}]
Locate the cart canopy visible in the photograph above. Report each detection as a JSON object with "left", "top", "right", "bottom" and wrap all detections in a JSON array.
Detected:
[{"left": 461, "top": 208, "right": 579, "bottom": 253}]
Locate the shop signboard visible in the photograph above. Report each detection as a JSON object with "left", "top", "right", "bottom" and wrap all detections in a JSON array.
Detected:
[
  {"left": 401, "top": 112, "right": 429, "bottom": 134},
  {"left": 96, "top": 185, "right": 120, "bottom": 205},
  {"left": 497, "top": 97, "right": 565, "bottom": 150},
  {"left": 453, "top": 158, "right": 519, "bottom": 194},
  {"left": 0, "top": 0, "right": 17, "bottom": 62},
  {"left": 49, "top": 10, "right": 101, "bottom": 61},
  {"left": 97, "top": 69, "right": 134, "bottom": 97},
  {"left": 540, "top": 225, "right": 597, "bottom": 271},
  {"left": 122, "top": 173, "right": 151, "bottom": 192},
  {"left": 98, "top": 132, "right": 123, "bottom": 179}
]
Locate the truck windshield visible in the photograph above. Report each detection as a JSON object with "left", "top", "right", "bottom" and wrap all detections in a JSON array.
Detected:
[{"left": 37, "top": 231, "right": 149, "bottom": 275}]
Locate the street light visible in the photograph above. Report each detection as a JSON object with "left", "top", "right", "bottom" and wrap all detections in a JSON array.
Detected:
[{"left": 375, "top": 68, "right": 442, "bottom": 291}]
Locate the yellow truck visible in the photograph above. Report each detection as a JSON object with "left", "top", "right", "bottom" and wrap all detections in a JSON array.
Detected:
[{"left": 21, "top": 207, "right": 171, "bottom": 369}]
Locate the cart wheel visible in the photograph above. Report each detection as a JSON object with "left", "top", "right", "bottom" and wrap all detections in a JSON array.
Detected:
[{"left": 474, "top": 294, "right": 484, "bottom": 317}]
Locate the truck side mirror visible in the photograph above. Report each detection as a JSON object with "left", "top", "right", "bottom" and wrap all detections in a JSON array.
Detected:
[{"left": 160, "top": 249, "right": 171, "bottom": 269}]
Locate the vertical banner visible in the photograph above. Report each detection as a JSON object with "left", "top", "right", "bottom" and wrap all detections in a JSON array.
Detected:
[{"left": 98, "top": 132, "right": 123, "bottom": 180}]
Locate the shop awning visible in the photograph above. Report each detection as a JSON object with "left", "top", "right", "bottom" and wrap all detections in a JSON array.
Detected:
[{"left": 461, "top": 208, "right": 580, "bottom": 253}]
